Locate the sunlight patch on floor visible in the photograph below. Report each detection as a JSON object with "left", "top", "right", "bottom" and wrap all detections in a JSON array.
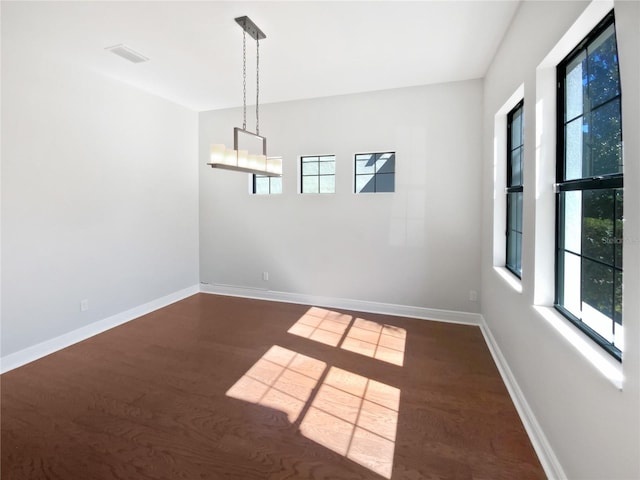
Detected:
[
  {"left": 288, "top": 307, "right": 407, "bottom": 366},
  {"left": 300, "top": 367, "right": 399, "bottom": 479},
  {"left": 342, "top": 318, "right": 406, "bottom": 366},
  {"left": 226, "top": 346, "right": 400, "bottom": 478},
  {"left": 226, "top": 345, "right": 326, "bottom": 422},
  {"left": 287, "top": 306, "right": 353, "bottom": 347}
]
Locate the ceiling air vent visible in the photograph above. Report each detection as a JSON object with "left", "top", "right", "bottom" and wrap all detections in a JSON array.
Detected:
[{"left": 105, "top": 44, "right": 149, "bottom": 64}]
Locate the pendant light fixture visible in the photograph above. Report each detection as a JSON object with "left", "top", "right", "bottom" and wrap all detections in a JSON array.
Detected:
[{"left": 208, "top": 16, "right": 282, "bottom": 176}]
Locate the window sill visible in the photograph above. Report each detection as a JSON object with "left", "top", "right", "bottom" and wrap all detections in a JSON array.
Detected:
[
  {"left": 533, "top": 305, "right": 623, "bottom": 390},
  {"left": 493, "top": 266, "right": 523, "bottom": 293}
]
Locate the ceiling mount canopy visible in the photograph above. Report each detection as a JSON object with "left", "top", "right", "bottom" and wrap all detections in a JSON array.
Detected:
[
  {"left": 208, "top": 16, "right": 282, "bottom": 177},
  {"left": 234, "top": 16, "right": 266, "bottom": 41}
]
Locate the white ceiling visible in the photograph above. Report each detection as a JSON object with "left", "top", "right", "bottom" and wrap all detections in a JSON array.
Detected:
[{"left": 3, "top": 1, "right": 520, "bottom": 112}]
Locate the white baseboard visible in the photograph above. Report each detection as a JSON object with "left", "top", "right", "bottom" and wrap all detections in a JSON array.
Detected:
[
  {"left": 200, "top": 282, "right": 482, "bottom": 326},
  {"left": 0, "top": 285, "right": 200, "bottom": 374},
  {"left": 479, "top": 316, "right": 566, "bottom": 480}
]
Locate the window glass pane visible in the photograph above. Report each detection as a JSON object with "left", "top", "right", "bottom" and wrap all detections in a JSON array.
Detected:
[
  {"left": 582, "top": 301, "right": 615, "bottom": 344},
  {"left": 507, "top": 193, "right": 514, "bottom": 233},
  {"left": 302, "top": 155, "right": 334, "bottom": 194},
  {"left": 270, "top": 176, "right": 282, "bottom": 194},
  {"left": 355, "top": 152, "right": 396, "bottom": 193},
  {"left": 515, "top": 232, "right": 522, "bottom": 274},
  {"left": 582, "top": 189, "right": 614, "bottom": 265},
  {"left": 587, "top": 24, "right": 620, "bottom": 107},
  {"left": 515, "top": 192, "right": 523, "bottom": 232},
  {"left": 376, "top": 155, "right": 395, "bottom": 174},
  {"left": 302, "top": 161, "right": 319, "bottom": 176},
  {"left": 614, "top": 269, "right": 622, "bottom": 325},
  {"left": 255, "top": 176, "right": 270, "bottom": 195},
  {"left": 510, "top": 148, "right": 522, "bottom": 186},
  {"left": 356, "top": 159, "right": 375, "bottom": 175},
  {"left": 302, "top": 176, "right": 319, "bottom": 193},
  {"left": 319, "top": 176, "right": 335, "bottom": 193},
  {"left": 615, "top": 189, "right": 623, "bottom": 268},
  {"left": 563, "top": 191, "right": 582, "bottom": 254},
  {"left": 319, "top": 161, "right": 335, "bottom": 175},
  {"left": 508, "top": 193, "right": 518, "bottom": 235},
  {"left": 355, "top": 174, "right": 374, "bottom": 193},
  {"left": 563, "top": 251, "right": 582, "bottom": 316},
  {"left": 506, "top": 192, "right": 523, "bottom": 277},
  {"left": 590, "top": 98, "right": 622, "bottom": 176},
  {"left": 582, "top": 258, "right": 614, "bottom": 329},
  {"left": 614, "top": 322, "right": 624, "bottom": 351},
  {"left": 507, "top": 230, "right": 517, "bottom": 271},
  {"left": 565, "top": 117, "right": 585, "bottom": 180},
  {"left": 376, "top": 173, "right": 395, "bottom": 192},
  {"left": 511, "top": 109, "right": 522, "bottom": 147},
  {"left": 565, "top": 52, "right": 586, "bottom": 121}
]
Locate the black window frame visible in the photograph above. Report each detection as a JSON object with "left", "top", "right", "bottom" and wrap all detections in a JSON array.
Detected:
[
  {"left": 300, "top": 154, "right": 336, "bottom": 194},
  {"left": 506, "top": 100, "right": 524, "bottom": 278},
  {"left": 354, "top": 152, "right": 396, "bottom": 194},
  {"left": 555, "top": 10, "right": 623, "bottom": 361},
  {"left": 252, "top": 174, "right": 282, "bottom": 195}
]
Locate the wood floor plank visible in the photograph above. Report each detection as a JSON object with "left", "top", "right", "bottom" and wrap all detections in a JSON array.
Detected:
[{"left": 1, "top": 293, "right": 545, "bottom": 479}]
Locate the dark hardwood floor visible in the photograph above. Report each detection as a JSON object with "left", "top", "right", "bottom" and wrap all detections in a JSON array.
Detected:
[{"left": 1, "top": 293, "right": 545, "bottom": 479}]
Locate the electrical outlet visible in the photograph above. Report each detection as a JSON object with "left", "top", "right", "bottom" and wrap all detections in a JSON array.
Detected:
[
  {"left": 80, "top": 299, "right": 89, "bottom": 312},
  {"left": 263, "top": 272, "right": 269, "bottom": 281},
  {"left": 469, "top": 290, "right": 478, "bottom": 302}
]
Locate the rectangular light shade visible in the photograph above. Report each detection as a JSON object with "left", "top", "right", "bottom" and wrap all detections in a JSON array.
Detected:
[
  {"left": 237, "top": 150, "right": 249, "bottom": 169},
  {"left": 266, "top": 157, "right": 283, "bottom": 175},
  {"left": 210, "top": 144, "right": 225, "bottom": 165},
  {"left": 248, "top": 154, "right": 266, "bottom": 171},
  {"left": 224, "top": 148, "right": 237, "bottom": 166}
]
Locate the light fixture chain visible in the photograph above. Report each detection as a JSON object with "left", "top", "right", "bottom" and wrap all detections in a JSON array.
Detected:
[
  {"left": 256, "top": 38, "right": 260, "bottom": 135},
  {"left": 242, "top": 27, "right": 247, "bottom": 131}
]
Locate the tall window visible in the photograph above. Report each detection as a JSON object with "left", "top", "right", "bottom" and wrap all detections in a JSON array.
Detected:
[
  {"left": 253, "top": 174, "right": 282, "bottom": 195},
  {"left": 556, "top": 11, "right": 623, "bottom": 360},
  {"left": 354, "top": 152, "right": 395, "bottom": 193},
  {"left": 506, "top": 101, "right": 524, "bottom": 278},
  {"left": 301, "top": 155, "right": 336, "bottom": 194}
]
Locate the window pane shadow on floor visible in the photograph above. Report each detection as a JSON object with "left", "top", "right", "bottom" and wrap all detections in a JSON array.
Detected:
[{"left": 226, "top": 344, "right": 400, "bottom": 478}]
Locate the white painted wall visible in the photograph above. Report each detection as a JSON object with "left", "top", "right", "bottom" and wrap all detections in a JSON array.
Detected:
[
  {"left": 1, "top": 27, "right": 199, "bottom": 356},
  {"left": 200, "top": 80, "right": 483, "bottom": 313},
  {"left": 481, "top": 1, "right": 640, "bottom": 478}
]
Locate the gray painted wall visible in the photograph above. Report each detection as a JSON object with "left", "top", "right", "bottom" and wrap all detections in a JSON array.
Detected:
[{"left": 199, "top": 80, "right": 483, "bottom": 313}]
